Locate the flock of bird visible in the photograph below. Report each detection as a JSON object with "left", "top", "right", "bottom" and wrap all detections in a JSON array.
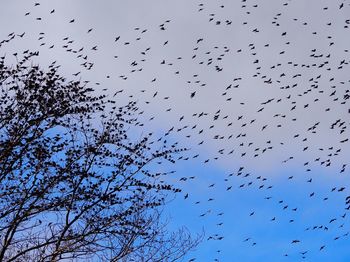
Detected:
[{"left": 1, "top": 0, "right": 350, "bottom": 261}]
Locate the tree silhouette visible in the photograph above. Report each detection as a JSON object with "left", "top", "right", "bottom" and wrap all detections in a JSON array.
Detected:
[{"left": 0, "top": 49, "right": 200, "bottom": 261}]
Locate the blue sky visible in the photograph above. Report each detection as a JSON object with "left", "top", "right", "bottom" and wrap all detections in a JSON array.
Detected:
[{"left": 165, "top": 162, "right": 350, "bottom": 261}]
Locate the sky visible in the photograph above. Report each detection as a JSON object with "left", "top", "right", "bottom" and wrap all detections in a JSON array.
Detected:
[{"left": 1, "top": 0, "right": 350, "bottom": 261}]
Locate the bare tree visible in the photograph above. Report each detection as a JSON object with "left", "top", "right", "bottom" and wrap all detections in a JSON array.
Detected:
[{"left": 0, "top": 49, "right": 201, "bottom": 261}]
